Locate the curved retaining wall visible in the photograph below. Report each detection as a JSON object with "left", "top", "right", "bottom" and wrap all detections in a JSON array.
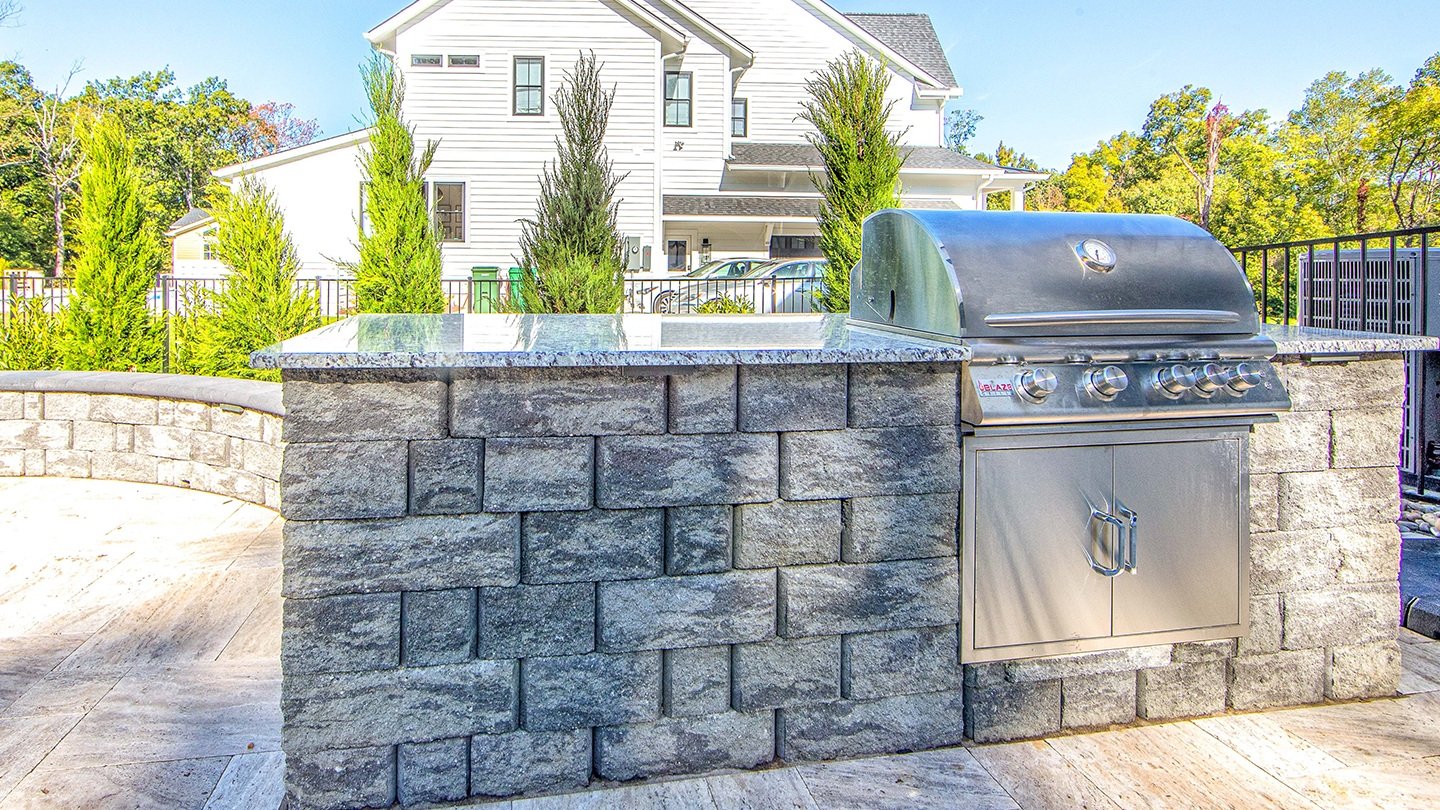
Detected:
[{"left": 0, "top": 371, "right": 282, "bottom": 508}]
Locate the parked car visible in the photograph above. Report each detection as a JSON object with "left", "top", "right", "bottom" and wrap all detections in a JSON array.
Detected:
[
  {"left": 632, "top": 258, "right": 765, "bottom": 313},
  {"left": 668, "top": 258, "right": 828, "bottom": 314}
]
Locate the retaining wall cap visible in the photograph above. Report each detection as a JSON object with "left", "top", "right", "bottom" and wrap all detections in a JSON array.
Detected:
[{"left": 0, "top": 371, "right": 282, "bottom": 416}]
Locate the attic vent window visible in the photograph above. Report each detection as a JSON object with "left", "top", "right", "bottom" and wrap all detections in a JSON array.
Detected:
[
  {"left": 411, "top": 54, "right": 443, "bottom": 67},
  {"left": 448, "top": 54, "right": 480, "bottom": 68}
]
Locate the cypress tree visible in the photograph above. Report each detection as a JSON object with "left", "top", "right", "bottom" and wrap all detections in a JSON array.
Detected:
[
  {"left": 353, "top": 54, "right": 446, "bottom": 314},
  {"left": 516, "top": 51, "right": 626, "bottom": 314},
  {"left": 63, "top": 113, "right": 165, "bottom": 371},
  {"left": 799, "top": 50, "right": 907, "bottom": 313},
  {"left": 190, "top": 178, "right": 321, "bottom": 380}
]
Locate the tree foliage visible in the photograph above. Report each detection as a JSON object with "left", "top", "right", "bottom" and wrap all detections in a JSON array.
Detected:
[
  {"left": 516, "top": 51, "right": 626, "bottom": 314},
  {"left": 945, "top": 107, "right": 983, "bottom": 155},
  {"left": 799, "top": 50, "right": 906, "bottom": 313},
  {"left": 185, "top": 178, "right": 320, "bottom": 380},
  {"left": 352, "top": 54, "right": 445, "bottom": 314},
  {"left": 0, "top": 294, "right": 63, "bottom": 370},
  {"left": 234, "top": 101, "right": 321, "bottom": 161},
  {"left": 63, "top": 113, "right": 164, "bottom": 371}
]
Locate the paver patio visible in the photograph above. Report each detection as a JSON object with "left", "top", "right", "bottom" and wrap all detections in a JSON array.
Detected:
[{"left": 1, "top": 477, "right": 1439, "bottom": 809}]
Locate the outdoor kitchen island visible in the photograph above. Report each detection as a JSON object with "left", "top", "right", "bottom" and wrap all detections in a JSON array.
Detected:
[{"left": 254, "top": 309, "right": 1433, "bottom": 810}]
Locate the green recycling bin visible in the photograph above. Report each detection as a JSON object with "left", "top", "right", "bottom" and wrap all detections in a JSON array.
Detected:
[{"left": 471, "top": 266, "right": 500, "bottom": 313}]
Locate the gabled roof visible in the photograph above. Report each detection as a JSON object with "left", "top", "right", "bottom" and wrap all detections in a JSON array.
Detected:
[
  {"left": 798, "top": 0, "right": 957, "bottom": 91},
  {"left": 367, "top": 0, "right": 690, "bottom": 58},
  {"left": 843, "top": 13, "right": 956, "bottom": 88},
  {"left": 165, "top": 208, "right": 215, "bottom": 238},
  {"left": 213, "top": 129, "right": 371, "bottom": 181},
  {"left": 728, "top": 142, "right": 1040, "bottom": 175}
]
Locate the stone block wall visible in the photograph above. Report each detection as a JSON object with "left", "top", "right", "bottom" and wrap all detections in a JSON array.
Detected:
[
  {"left": 962, "top": 354, "right": 1406, "bottom": 742},
  {"left": 0, "top": 381, "right": 282, "bottom": 507},
  {"left": 277, "top": 364, "right": 967, "bottom": 810}
]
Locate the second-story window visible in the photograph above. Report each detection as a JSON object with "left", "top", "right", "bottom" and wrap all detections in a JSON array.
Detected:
[
  {"left": 411, "top": 54, "right": 442, "bottom": 67},
  {"left": 664, "top": 71, "right": 692, "bottom": 127},
  {"left": 731, "top": 98, "right": 748, "bottom": 138},
  {"left": 514, "top": 57, "right": 544, "bottom": 116},
  {"left": 448, "top": 54, "right": 480, "bottom": 68}
]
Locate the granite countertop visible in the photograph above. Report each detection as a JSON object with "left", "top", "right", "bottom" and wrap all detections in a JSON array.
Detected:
[
  {"left": 1261, "top": 325, "right": 1439, "bottom": 356},
  {"left": 251, "top": 313, "right": 973, "bottom": 369}
]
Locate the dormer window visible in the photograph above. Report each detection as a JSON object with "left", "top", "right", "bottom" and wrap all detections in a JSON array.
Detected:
[{"left": 664, "top": 71, "right": 692, "bottom": 127}]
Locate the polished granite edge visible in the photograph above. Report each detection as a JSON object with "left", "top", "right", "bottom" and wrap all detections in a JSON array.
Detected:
[
  {"left": 1261, "top": 325, "right": 1440, "bottom": 356},
  {"left": 250, "top": 313, "right": 973, "bottom": 369}
]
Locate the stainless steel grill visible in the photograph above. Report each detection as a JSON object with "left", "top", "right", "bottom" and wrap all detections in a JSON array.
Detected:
[{"left": 851, "top": 210, "right": 1292, "bottom": 662}]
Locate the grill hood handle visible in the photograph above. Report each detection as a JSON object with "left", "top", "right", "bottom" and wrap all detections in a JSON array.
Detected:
[{"left": 984, "top": 309, "right": 1242, "bottom": 328}]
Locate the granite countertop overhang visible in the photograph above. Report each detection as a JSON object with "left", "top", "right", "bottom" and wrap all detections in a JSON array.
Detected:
[{"left": 249, "top": 314, "right": 1439, "bottom": 371}]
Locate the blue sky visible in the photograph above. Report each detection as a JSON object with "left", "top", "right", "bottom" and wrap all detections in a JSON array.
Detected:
[{"left": 7, "top": 0, "right": 1437, "bottom": 169}]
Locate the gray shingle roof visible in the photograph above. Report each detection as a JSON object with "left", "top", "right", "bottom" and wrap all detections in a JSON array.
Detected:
[
  {"left": 663, "top": 195, "right": 958, "bottom": 218},
  {"left": 167, "top": 207, "right": 213, "bottom": 234},
  {"left": 729, "top": 142, "right": 1001, "bottom": 172},
  {"left": 844, "top": 13, "right": 957, "bottom": 88}
]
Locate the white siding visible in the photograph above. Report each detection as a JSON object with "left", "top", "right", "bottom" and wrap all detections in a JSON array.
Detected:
[
  {"left": 658, "top": 40, "right": 729, "bottom": 194},
  {"left": 674, "top": 0, "right": 944, "bottom": 147},
  {"left": 232, "top": 141, "right": 365, "bottom": 279},
  {"left": 396, "top": 0, "right": 662, "bottom": 275}
]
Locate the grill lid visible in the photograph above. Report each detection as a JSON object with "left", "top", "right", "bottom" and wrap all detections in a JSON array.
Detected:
[{"left": 850, "top": 210, "right": 1261, "bottom": 341}]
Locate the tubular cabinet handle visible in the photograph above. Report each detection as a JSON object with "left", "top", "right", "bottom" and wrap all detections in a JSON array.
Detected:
[
  {"left": 1116, "top": 501, "right": 1139, "bottom": 573},
  {"left": 1084, "top": 504, "right": 1126, "bottom": 577}
]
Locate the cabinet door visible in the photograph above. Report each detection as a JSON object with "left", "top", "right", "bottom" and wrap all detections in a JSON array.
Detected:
[
  {"left": 1112, "top": 438, "right": 1242, "bottom": 636},
  {"left": 973, "top": 445, "right": 1115, "bottom": 649}
]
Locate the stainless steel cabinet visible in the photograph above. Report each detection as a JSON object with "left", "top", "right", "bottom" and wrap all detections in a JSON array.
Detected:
[{"left": 962, "top": 424, "right": 1250, "bottom": 662}]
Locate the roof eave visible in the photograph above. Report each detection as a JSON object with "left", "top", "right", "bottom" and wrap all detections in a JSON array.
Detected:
[
  {"left": 799, "top": 0, "right": 950, "bottom": 89},
  {"left": 164, "top": 217, "right": 216, "bottom": 239},
  {"left": 726, "top": 162, "right": 1021, "bottom": 176},
  {"left": 212, "top": 129, "right": 373, "bottom": 180}
]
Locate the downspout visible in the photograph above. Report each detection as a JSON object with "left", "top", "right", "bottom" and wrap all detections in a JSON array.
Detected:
[{"left": 974, "top": 172, "right": 1000, "bottom": 210}]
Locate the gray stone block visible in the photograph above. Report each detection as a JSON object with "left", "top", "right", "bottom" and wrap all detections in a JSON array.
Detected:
[
  {"left": 1282, "top": 585, "right": 1398, "bottom": 649},
  {"left": 521, "top": 652, "right": 661, "bottom": 732},
  {"left": 734, "top": 499, "right": 841, "bottom": 568},
  {"left": 1228, "top": 648, "right": 1325, "bottom": 710},
  {"left": 282, "top": 593, "right": 401, "bottom": 674},
  {"left": 1249, "top": 411, "right": 1330, "bottom": 474},
  {"left": 1250, "top": 530, "right": 1338, "bottom": 593},
  {"left": 595, "top": 710, "right": 775, "bottom": 781},
  {"left": 284, "top": 660, "right": 517, "bottom": 751},
  {"left": 285, "top": 745, "right": 395, "bottom": 810},
  {"left": 597, "top": 433, "right": 779, "bottom": 508},
  {"left": 0, "top": 392, "right": 21, "bottom": 420},
  {"left": 283, "top": 514, "right": 520, "bottom": 598},
  {"left": 191, "top": 431, "right": 231, "bottom": 466},
  {"left": 0, "top": 419, "right": 70, "bottom": 450},
  {"left": 669, "top": 366, "right": 737, "bottom": 434},
  {"left": 1331, "top": 408, "right": 1402, "bottom": 468},
  {"left": 281, "top": 441, "right": 408, "bottom": 521},
  {"left": 0, "top": 449, "right": 21, "bottom": 476},
  {"left": 522, "top": 508, "right": 663, "bottom": 584},
  {"left": 469, "top": 729, "right": 590, "bottom": 798},
  {"left": 1137, "top": 660, "right": 1228, "bottom": 720},
  {"left": 210, "top": 407, "right": 265, "bottom": 440},
  {"left": 1327, "top": 639, "right": 1401, "bottom": 700},
  {"left": 666, "top": 505, "right": 733, "bottom": 575},
  {"left": 71, "top": 421, "right": 114, "bottom": 452},
  {"left": 133, "top": 424, "right": 191, "bottom": 460},
  {"left": 843, "top": 493, "right": 958, "bottom": 563},
  {"left": 1003, "top": 645, "right": 1172, "bottom": 683},
  {"left": 1409, "top": 596, "right": 1440, "bottom": 638},
  {"left": 409, "top": 439, "right": 483, "bottom": 515},
  {"left": 1239, "top": 593, "right": 1283, "bottom": 656},
  {"left": 1335, "top": 523, "right": 1401, "bottom": 585},
  {"left": 1171, "top": 639, "right": 1235, "bottom": 663},
  {"left": 598, "top": 570, "right": 775, "bottom": 652},
  {"left": 41, "top": 392, "right": 88, "bottom": 420},
  {"left": 397, "top": 737, "right": 468, "bottom": 806},
  {"left": 283, "top": 375, "right": 447, "bottom": 441},
  {"left": 779, "top": 559, "right": 959, "bottom": 637},
  {"left": 962, "top": 662, "right": 1006, "bottom": 689},
  {"left": 483, "top": 437, "right": 593, "bottom": 513},
  {"left": 963, "top": 679, "right": 1061, "bottom": 743},
  {"left": 43, "top": 450, "right": 89, "bottom": 478},
  {"left": 1250, "top": 473, "right": 1279, "bottom": 533},
  {"left": 848, "top": 363, "right": 959, "bottom": 428},
  {"left": 780, "top": 688, "right": 966, "bottom": 761},
  {"left": 403, "top": 589, "right": 476, "bottom": 666},
  {"left": 452, "top": 367, "right": 665, "bottom": 437},
  {"left": 1280, "top": 356, "right": 1404, "bottom": 411},
  {"left": 780, "top": 426, "right": 961, "bottom": 500},
  {"left": 732, "top": 636, "right": 840, "bottom": 710},
  {"left": 737, "top": 365, "right": 846, "bottom": 432},
  {"left": 842, "top": 626, "right": 960, "bottom": 700},
  {"left": 89, "top": 451, "right": 158, "bottom": 483},
  {"left": 1061, "top": 671, "right": 1136, "bottom": 729},
  {"left": 88, "top": 394, "right": 158, "bottom": 425},
  {"left": 478, "top": 583, "right": 595, "bottom": 658},
  {"left": 1277, "top": 467, "right": 1398, "bottom": 531},
  {"left": 664, "top": 645, "right": 730, "bottom": 718}
]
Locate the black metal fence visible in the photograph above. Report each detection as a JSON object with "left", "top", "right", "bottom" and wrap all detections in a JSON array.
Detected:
[
  {"left": 1231, "top": 225, "right": 1440, "bottom": 491},
  {"left": 1, "top": 273, "right": 818, "bottom": 319}
]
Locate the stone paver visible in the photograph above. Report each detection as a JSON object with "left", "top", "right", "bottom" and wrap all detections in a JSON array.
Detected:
[{"left": 3, "top": 478, "right": 1440, "bottom": 809}]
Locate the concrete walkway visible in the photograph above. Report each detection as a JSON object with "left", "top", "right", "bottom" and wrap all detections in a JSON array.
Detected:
[{"left": 3, "top": 479, "right": 1440, "bottom": 809}]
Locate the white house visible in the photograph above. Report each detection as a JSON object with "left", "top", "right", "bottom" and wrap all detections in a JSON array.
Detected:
[{"left": 174, "top": 0, "right": 1045, "bottom": 279}]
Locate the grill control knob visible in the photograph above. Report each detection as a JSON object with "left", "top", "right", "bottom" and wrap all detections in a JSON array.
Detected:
[
  {"left": 1086, "top": 366, "right": 1130, "bottom": 399},
  {"left": 1017, "top": 368, "right": 1059, "bottom": 402},
  {"left": 1195, "top": 363, "right": 1230, "bottom": 394},
  {"left": 1227, "top": 362, "right": 1264, "bottom": 392},
  {"left": 1156, "top": 364, "right": 1198, "bottom": 396}
]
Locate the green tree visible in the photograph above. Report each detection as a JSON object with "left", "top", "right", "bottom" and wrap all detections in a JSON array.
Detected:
[
  {"left": 1370, "top": 53, "right": 1440, "bottom": 228},
  {"left": 0, "top": 61, "right": 56, "bottom": 272},
  {"left": 0, "top": 295, "right": 64, "bottom": 370},
  {"left": 799, "top": 50, "right": 906, "bottom": 313},
  {"left": 973, "top": 142, "right": 1061, "bottom": 210},
  {"left": 1281, "top": 69, "right": 1397, "bottom": 232},
  {"left": 352, "top": 54, "right": 445, "bottom": 314},
  {"left": 186, "top": 178, "right": 320, "bottom": 380},
  {"left": 63, "top": 113, "right": 164, "bottom": 371},
  {"left": 516, "top": 51, "right": 625, "bottom": 314},
  {"left": 944, "top": 107, "right": 982, "bottom": 155}
]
